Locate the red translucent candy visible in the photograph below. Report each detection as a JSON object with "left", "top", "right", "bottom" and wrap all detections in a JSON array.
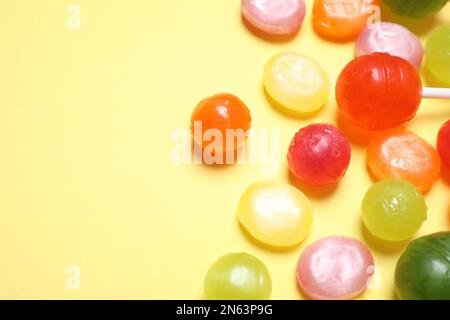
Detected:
[
  {"left": 336, "top": 53, "right": 422, "bottom": 131},
  {"left": 437, "top": 120, "right": 450, "bottom": 170},
  {"left": 287, "top": 124, "right": 351, "bottom": 186}
]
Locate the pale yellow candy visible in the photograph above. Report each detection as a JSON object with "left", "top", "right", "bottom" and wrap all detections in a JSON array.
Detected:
[
  {"left": 263, "top": 52, "right": 330, "bottom": 114},
  {"left": 237, "top": 181, "right": 313, "bottom": 248}
]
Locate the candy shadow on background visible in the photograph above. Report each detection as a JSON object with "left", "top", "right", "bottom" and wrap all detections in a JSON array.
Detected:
[
  {"left": 241, "top": 15, "right": 299, "bottom": 43},
  {"left": 380, "top": 2, "right": 440, "bottom": 36},
  {"left": 238, "top": 223, "right": 304, "bottom": 253},
  {"left": 263, "top": 87, "right": 327, "bottom": 120},
  {"left": 361, "top": 221, "right": 409, "bottom": 254},
  {"left": 288, "top": 171, "right": 338, "bottom": 199},
  {"left": 336, "top": 112, "right": 387, "bottom": 146}
]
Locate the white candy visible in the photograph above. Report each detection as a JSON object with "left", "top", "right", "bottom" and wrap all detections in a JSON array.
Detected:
[
  {"left": 356, "top": 22, "right": 424, "bottom": 69},
  {"left": 241, "top": 0, "right": 306, "bottom": 36}
]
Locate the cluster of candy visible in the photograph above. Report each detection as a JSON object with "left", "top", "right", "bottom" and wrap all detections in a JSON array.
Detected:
[{"left": 193, "top": 0, "right": 450, "bottom": 300}]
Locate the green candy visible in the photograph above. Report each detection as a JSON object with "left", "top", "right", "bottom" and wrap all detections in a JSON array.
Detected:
[
  {"left": 395, "top": 232, "right": 450, "bottom": 300},
  {"left": 426, "top": 26, "right": 450, "bottom": 86},
  {"left": 382, "top": 0, "right": 448, "bottom": 18},
  {"left": 204, "top": 252, "right": 272, "bottom": 300},
  {"left": 362, "top": 180, "right": 427, "bottom": 242}
]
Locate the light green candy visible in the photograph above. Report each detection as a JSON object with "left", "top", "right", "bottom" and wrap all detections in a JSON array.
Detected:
[
  {"left": 204, "top": 252, "right": 272, "bottom": 300},
  {"left": 426, "top": 26, "right": 450, "bottom": 87}
]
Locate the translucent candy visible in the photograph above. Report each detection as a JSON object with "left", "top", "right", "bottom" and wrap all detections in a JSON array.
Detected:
[
  {"left": 382, "top": 0, "right": 448, "bottom": 18},
  {"left": 242, "top": 0, "right": 306, "bottom": 36},
  {"left": 425, "top": 26, "right": 450, "bottom": 87},
  {"left": 437, "top": 120, "right": 450, "bottom": 170},
  {"left": 313, "top": 0, "right": 380, "bottom": 41},
  {"left": 263, "top": 52, "right": 330, "bottom": 114},
  {"left": 204, "top": 252, "right": 272, "bottom": 300},
  {"left": 367, "top": 130, "right": 440, "bottom": 192},
  {"left": 362, "top": 179, "right": 427, "bottom": 242},
  {"left": 336, "top": 53, "right": 422, "bottom": 131},
  {"left": 395, "top": 232, "right": 450, "bottom": 300},
  {"left": 287, "top": 124, "right": 351, "bottom": 186},
  {"left": 191, "top": 93, "right": 252, "bottom": 153},
  {"left": 237, "top": 181, "right": 313, "bottom": 248},
  {"left": 296, "top": 236, "right": 375, "bottom": 300},
  {"left": 356, "top": 22, "right": 424, "bottom": 69}
]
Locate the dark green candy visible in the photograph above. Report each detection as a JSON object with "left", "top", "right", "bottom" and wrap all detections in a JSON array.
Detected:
[
  {"left": 395, "top": 232, "right": 450, "bottom": 300},
  {"left": 382, "top": 0, "right": 448, "bottom": 18}
]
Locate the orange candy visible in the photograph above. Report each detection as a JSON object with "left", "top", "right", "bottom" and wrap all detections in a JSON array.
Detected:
[
  {"left": 367, "top": 130, "right": 441, "bottom": 192},
  {"left": 313, "top": 0, "right": 379, "bottom": 41},
  {"left": 191, "top": 93, "right": 252, "bottom": 154}
]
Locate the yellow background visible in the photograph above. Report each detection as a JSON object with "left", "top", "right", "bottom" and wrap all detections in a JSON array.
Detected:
[{"left": 0, "top": 0, "right": 449, "bottom": 300}]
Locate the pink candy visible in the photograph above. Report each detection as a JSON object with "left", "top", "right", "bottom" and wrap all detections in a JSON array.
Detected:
[
  {"left": 241, "top": 0, "right": 306, "bottom": 36},
  {"left": 356, "top": 22, "right": 424, "bottom": 69},
  {"left": 296, "top": 236, "right": 375, "bottom": 300}
]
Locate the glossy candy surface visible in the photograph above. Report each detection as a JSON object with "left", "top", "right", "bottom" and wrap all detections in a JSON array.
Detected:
[
  {"left": 362, "top": 179, "right": 427, "bottom": 242},
  {"left": 336, "top": 53, "right": 422, "bottom": 131},
  {"left": 437, "top": 120, "right": 450, "bottom": 169},
  {"left": 425, "top": 26, "right": 450, "bottom": 87},
  {"left": 296, "top": 236, "right": 375, "bottom": 300},
  {"left": 191, "top": 93, "right": 252, "bottom": 153},
  {"left": 382, "top": 0, "right": 448, "bottom": 18},
  {"left": 204, "top": 252, "right": 272, "bottom": 300},
  {"left": 356, "top": 22, "right": 424, "bottom": 68},
  {"left": 241, "top": 0, "right": 306, "bottom": 36},
  {"left": 237, "top": 181, "right": 313, "bottom": 248},
  {"left": 288, "top": 124, "right": 351, "bottom": 186},
  {"left": 395, "top": 232, "right": 450, "bottom": 300},
  {"left": 263, "top": 52, "right": 330, "bottom": 114},
  {"left": 367, "top": 130, "right": 440, "bottom": 192},
  {"left": 313, "top": 0, "right": 379, "bottom": 41}
]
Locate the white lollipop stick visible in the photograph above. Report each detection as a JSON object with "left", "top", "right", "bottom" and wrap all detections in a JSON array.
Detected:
[{"left": 422, "top": 88, "right": 450, "bottom": 99}]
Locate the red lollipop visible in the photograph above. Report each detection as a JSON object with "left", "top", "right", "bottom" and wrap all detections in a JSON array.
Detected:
[
  {"left": 287, "top": 124, "right": 351, "bottom": 186},
  {"left": 336, "top": 53, "right": 422, "bottom": 131}
]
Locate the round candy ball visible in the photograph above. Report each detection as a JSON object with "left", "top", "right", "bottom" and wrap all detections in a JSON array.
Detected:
[
  {"left": 263, "top": 52, "right": 330, "bottom": 114},
  {"left": 287, "top": 124, "right": 351, "bottom": 186},
  {"left": 237, "top": 181, "right": 313, "bottom": 248},
  {"left": 382, "top": 0, "right": 448, "bottom": 18},
  {"left": 191, "top": 93, "right": 252, "bottom": 154},
  {"left": 296, "top": 236, "right": 375, "bottom": 300},
  {"left": 313, "top": 0, "right": 380, "bottom": 41},
  {"left": 437, "top": 120, "right": 450, "bottom": 170},
  {"left": 426, "top": 26, "right": 450, "bottom": 87},
  {"left": 362, "top": 179, "right": 427, "bottom": 242},
  {"left": 204, "top": 252, "right": 272, "bottom": 300},
  {"left": 356, "top": 22, "right": 424, "bottom": 69},
  {"left": 336, "top": 53, "right": 422, "bottom": 131},
  {"left": 367, "top": 130, "right": 440, "bottom": 192},
  {"left": 241, "top": 0, "right": 306, "bottom": 36},
  {"left": 395, "top": 232, "right": 450, "bottom": 300}
]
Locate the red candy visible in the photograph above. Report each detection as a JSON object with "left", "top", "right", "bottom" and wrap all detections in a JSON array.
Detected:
[
  {"left": 437, "top": 120, "right": 450, "bottom": 170},
  {"left": 336, "top": 53, "right": 422, "bottom": 131},
  {"left": 287, "top": 124, "right": 351, "bottom": 186}
]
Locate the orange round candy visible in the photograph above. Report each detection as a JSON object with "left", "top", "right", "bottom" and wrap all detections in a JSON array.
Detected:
[
  {"left": 367, "top": 130, "right": 440, "bottom": 192},
  {"left": 313, "top": 0, "right": 379, "bottom": 41},
  {"left": 191, "top": 93, "right": 252, "bottom": 154}
]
